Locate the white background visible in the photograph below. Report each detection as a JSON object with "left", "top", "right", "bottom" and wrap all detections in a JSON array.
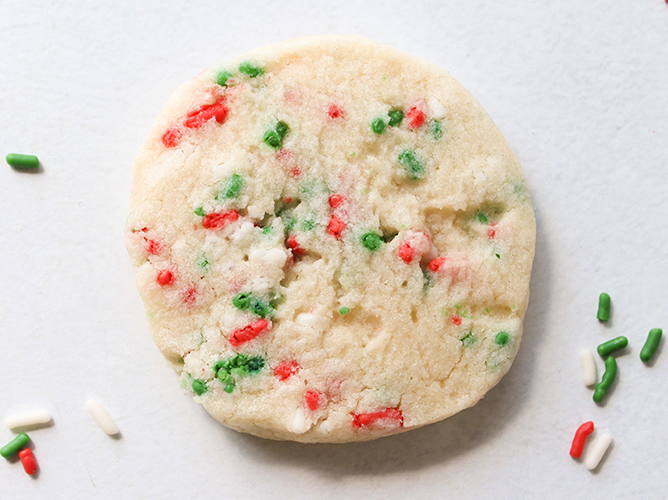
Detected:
[{"left": 1, "top": 1, "right": 667, "bottom": 498}]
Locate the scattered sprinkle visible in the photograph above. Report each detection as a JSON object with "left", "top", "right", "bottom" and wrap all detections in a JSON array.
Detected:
[
  {"left": 597, "top": 336, "right": 628, "bottom": 358},
  {"left": 361, "top": 232, "right": 383, "bottom": 251},
  {"left": 597, "top": 292, "right": 611, "bottom": 322},
  {"left": 593, "top": 356, "right": 617, "bottom": 403},
  {"left": 579, "top": 349, "right": 597, "bottom": 387},
  {"left": 238, "top": 61, "right": 264, "bottom": 77},
  {"left": 304, "top": 390, "right": 321, "bottom": 411},
  {"left": 6, "top": 153, "right": 39, "bottom": 170},
  {"left": 202, "top": 209, "right": 239, "bottom": 229},
  {"left": 229, "top": 318, "right": 270, "bottom": 347},
  {"left": 274, "top": 361, "right": 300, "bottom": 381},
  {"left": 184, "top": 99, "right": 228, "bottom": 129},
  {"left": 494, "top": 331, "right": 510, "bottom": 346},
  {"left": 352, "top": 408, "right": 404, "bottom": 429},
  {"left": 218, "top": 173, "right": 243, "bottom": 199},
  {"left": 216, "top": 70, "right": 233, "bottom": 86},
  {"left": 192, "top": 379, "right": 208, "bottom": 396},
  {"left": 156, "top": 270, "right": 175, "bottom": 286},
  {"left": 18, "top": 448, "right": 38, "bottom": 475},
  {"left": 1, "top": 433, "right": 30, "bottom": 459},
  {"left": 476, "top": 212, "right": 488, "bottom": 223},
  {"left": 4, "top": 410, "right": 52, "bottom": 431},
  {"left": 406, "top": 106, "right": 426, "bottom": 129},
  {"left": 640, "top": 328, "right": 662, "bottom": 363},
  {"left": 162, "top": 127, "right": 182, "bottom": 148},
  {"left": 371, "top": 117, "right": 387, "bottom": 134},
  {"left": 570, "top": 421, "right": 594, "bottom": 458},
  {"left": 387, "top": 109, "right": 404, "bottom": 127},
  {"left": 338, "top": 306, "right": 350, "bottom": 316},
  {"left": 327, "top": 215, "right": 346, "bottom": 239},
  {"left": 264, "top": 121, "right": 290, "bottom": 149},
  {"left": 329, "top": 194, "right": 345, "bottom": 208},
  {"left": 398, "top": 149, "right": 425, "bottom": 179},
  {"left": 585, "top": 433, "right": 612, "bottom": 470},
  {"left": 86, "top": 399, "right": 120, "bottom": 436},
  {"left": 430, "top": 120, "right": 444, "bottom": 139},
  {"left": 328, "top": 105, "right": 344, "bottom": 119},
  {"left": 461, "top": 332, "right": 476, "bottom": 347}
]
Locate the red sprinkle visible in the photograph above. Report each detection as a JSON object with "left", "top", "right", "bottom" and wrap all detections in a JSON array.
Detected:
[
  {"left": 162, "top": 127, "right": 182, "bottom": 148},
  {"left": 406, "top": 107, "right": 426, "bottom": 129},
  {"left": 488, "top": 225, "right": 497, "bottom": 239},
  {"left": 398, "top": 242, "right": 415, "bottom": 263},
  {"left": 156, "top": 270, "right": 175, "bottom": 286},
  {"left": 451, "top": 315, "right": 462, "bottom": 326},
  {"left": 329, "top": 194, "right": 345, "bottom": 208},
  {"left": 290, "top": 167, "right": 301, "bottom": 178},
  {"left": 184, "top": 99, "right": 229, "bottom": 129},
  {"left": 327, "top": 215, "right": 346, "bottom": 239},
  {"left": 202, "top": 210, "right": 239, "bottom": 229},
  {"left": 283, "top": 197, "right": 293, "bottom": 204},
  {"left": 287, "top": 235, "right": 306, "bottom": 255},
  {"left": 229, "top": 318, "right": 270, "bottom": 347},
  {"left": 428, "top": 257, "right": 446, "bottom": 272},
  {"left": 274, "top": 361, "right": 300, "bottom": 381},
  {"left": 182, "top": 287, "right": 198, "bottom": 305},
  {"left": 18, "top": 448, "right": 38, "bottom": 475},
  {"left": 145, "top": 239, "right": 162, "bottom": 255},
  {"left": 304, "top": 390, "right": 321, "bottom": 411},
  {"left": 570, "top": 421, "right": 595, "bottom": 458},
  {"left": 328, "top": 105, "right": 344, "bottom": 119},
  {"left": 352, "top": 408, "right": 404, "bottom": 429}
]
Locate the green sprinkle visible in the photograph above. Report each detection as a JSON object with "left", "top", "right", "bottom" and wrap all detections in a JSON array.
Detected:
[
  {"left": 461, "top": 332, "right": 476, "bottom": 347},
  {"left": 388, "top": 109, "right": 404, "bottom": 127},
  {"left": 212, "top": 360, "right": 229, "bottom": 375},
  {"left": 361, "top": 232, "right": 383, "bottom": 251},
  {"left": 398, "top": 149, "right": 425, "bottom": 180},
  {"left": 233, "top": 292, "right": 252, "bottom": 310},
  {"left": 484, "top": 307, "right": 490, "bottom": 314},
  {"left": 339, "top": 306, "right": 350, "bottom": 316},
  {"left": 640, "top": 328, "right": 663, "bottom": 363},
  {"left": 216, "top": 70, "right": 233, "bottom": 86},
  {"left": 495, "top": 253, "right": 501, "bottom": 259},
  {"left": 593, "top": 356, "right": 617, "bottom": 403},
  {"left": 197, "top": 255, "right": 209, "bottom": 269},
  {"left": 224, "top": 381, "right": 236, "bottom": 393},
  {"left": 597, "top": 292, "right": 611, "bottom": 322},
  {"left": 263, "top": 129, "right": 282, "bottom": 149},
  {"left": 476, "top": 212, "right": 488, "bottom": 223},
  {"left": 264, "top": 121, "right": 289, "bottom": 149},
  {"left": 238, "top": 61, "right": 264, "bottom": 77},
  {"left": 597, "top": 336, "right": 628, "bottom": 358},
  {"left": 301, "top": 219, "right": 315, "bottom": 231},
  {"left": 262, "top": 226, "right": 273, "bottom": 235},
  {"left": 494, "top": 331, "right": 510, "bottom": 346},
  {"left": 430, "top": 120, "right": 444, "bottom": 140},
  {"left": 6, "top": 153, "right": 39, "bottom": 170},
  {"left": 194, "top": 206, "right": 206, "bottom": 217},
  {"left": 371, "top": 117, "right": 387, "bottom": 134},
  {"left": 192, "top": 379, "right": 208, "bottom": 396},
  {"left": 285, "top": 218, "right": 296, "bottom": 232},
  {"left": 1, "top": 433, "right": 30, "bottom": 459},
  {"left": 250, "top": 298, "right": 272, "bottom": 318},
  {"left": 247, "top": 357, "right": 265, "bottom": 373},
  {"left": 219, "top": 173, "right": 243, "bottom": 199},
  {"left": 275, "top": 121, "right": 289, "bottom": 140}
]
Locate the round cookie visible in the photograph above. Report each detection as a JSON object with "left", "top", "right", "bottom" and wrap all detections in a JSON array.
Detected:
[{"left": 125, "top": 36, "right": 536, "bottom": 443}]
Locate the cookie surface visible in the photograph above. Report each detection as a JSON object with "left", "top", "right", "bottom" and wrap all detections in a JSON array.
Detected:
[{"left": 125, "top": 36, "right": 536, "bottom": 443}]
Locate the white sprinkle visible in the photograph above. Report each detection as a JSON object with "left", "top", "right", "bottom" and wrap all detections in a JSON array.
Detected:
[
  {"left": 248, "top": 248, "right": 267, "bottom": 262},
  {"left": 585, "top": 433, "right": 612, "bottom": 470},
  {"left": 4, "top": 410, "right": 52, "bottom": 431},
  {"left": 263, "top": 247, "right": 288, "bottom": 267},
  {"left": 86, "top": 399, "right": 120, "bottom": 436},
  {"left": 231, "top": 221, "right": 255, "bottom": 244},
  {"left": 287, "top": 408, "right": 311, "bottom": 434},
  {"left": 427, "top": 97, "right": 447, "bottom": 119},
  {"left": 580, "top": 349, "right": 597, "bottom": 387},
  {"left": 296, "top": 313, "right": 318, "bottom": 327}
]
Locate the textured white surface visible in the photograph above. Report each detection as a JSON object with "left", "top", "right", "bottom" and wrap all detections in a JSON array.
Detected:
[{"left": 0, "top": 0, "right": 666, "bottom": 497}]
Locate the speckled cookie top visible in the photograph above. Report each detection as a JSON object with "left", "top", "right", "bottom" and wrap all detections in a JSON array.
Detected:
[{"left": 125, "top": 35, "right": 536, "bottom": 443}]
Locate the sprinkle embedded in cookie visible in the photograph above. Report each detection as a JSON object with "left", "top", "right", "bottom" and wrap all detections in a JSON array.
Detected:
[{"left": 125, "top": 35, "right": 536, "bottom": 443}]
